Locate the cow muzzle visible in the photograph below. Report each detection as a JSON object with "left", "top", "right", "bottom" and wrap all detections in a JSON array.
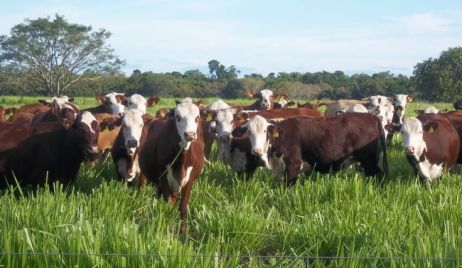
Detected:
[
  {"left": 184, "top": 131, "right": 197, "bottom": 141},
  {"left": 219, "top": 133, "right": 232, "bottom": 142},
  {"left": 404, "top": 146, "right": 415, "bottom": 155}
]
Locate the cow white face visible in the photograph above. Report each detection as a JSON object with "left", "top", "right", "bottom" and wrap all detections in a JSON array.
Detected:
[
  {"left": 393, "top": 94, "right": 410, "bottom": 123},
  {"left": 259, "top": 89, "right": 274, "bottom": 110},
  {"left": 126, "top": 94, "right": 148, "bottom": 114},
  {"left": 369, "top": 95, "right": 389, "bottom": 108},
  {"left": 245, "top": 115, "right": 272, "bottom": 158},
  {"left": 78, "top": 111, "right": 100, "bottom": 157},
  {"left": 175, "top": 98, "right": 200, "bottom": 148},
  {"left": 122, "top": 109, "right": 144, "bottom": 156},
  {"left": 209, "top": 99, "right": 229, "bottom": 111},
  {"left": 215, "top": 108, "right": 236, "bottom": 142},
  {"left": 401, "top": 117, "right": 426, "bottom": 161},
  {"left": 105, "top": 92, "right": 126, "bottom": 114}
]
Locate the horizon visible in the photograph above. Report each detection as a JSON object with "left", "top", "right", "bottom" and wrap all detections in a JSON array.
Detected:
[{"left": 1, "top": 1, "right": 461, "bottom": 77}]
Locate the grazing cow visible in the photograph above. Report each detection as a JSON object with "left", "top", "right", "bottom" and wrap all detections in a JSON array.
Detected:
[
  {"left": 321, "top": 99, "right": 369, "bottom": 117},
  {"left": 0, "top": 112, "right": 101, "bottom": 188},
  {"left": 245, "top": 89, "right": 282, "bottom": 110},
  {"left": 111, "top": 110, "right": 154, "bottom": 187},
  {"left": 454, "top": 100, "right": 462, "bottom": 110},
  {"left": 84, "top": 92, "right": 126, "bottom": 115},
  {"left": 234, "top": 113, "right": 388, "bottom": 185},
  {"left": 390, "top": 116, "right": 459, "bottom": 182},
  {"left": 211, "top": 108, "right": 323, "bottom": 177},
  {"left": 139, "top": 98, "right": 204, "bottom": 231}
]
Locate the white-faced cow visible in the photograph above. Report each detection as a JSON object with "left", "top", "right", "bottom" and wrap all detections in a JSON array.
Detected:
[
  {"left": 111, "top": 109, "right": 154, "bottom": 188},
  {"left": 391, "top": 116, "right": 460, "bottom": 182},
  {"left": 0, "top": 112, "right": 101, "bottom": 188},
  {"left": 139, "top": 98, "right": 204, "bottom": 232},
  {"left": 234, "top": 113, "right": 388, "bottom": 185},
  {"left": 123, "top": 94, "right": 160, "bottom": 114}
]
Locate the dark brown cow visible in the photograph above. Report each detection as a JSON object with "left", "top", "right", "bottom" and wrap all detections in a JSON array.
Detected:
[
  {"left": 388, "top": 115, "right": 459, "bottom": 182},
  {"left": 111, "top": 110, "right": 155, "bottom": 188},
  {"left": 234, "top": 113, "right": 388, "bottom": 185},
  {"left": 0, "top": 112, "right": 101, "bottom": 188},
  {"left": 0, "top": 122, "right": 62, "bottom": 152},
  {"left": 139, "top": 98, "right": 204, "bottom": 232}
]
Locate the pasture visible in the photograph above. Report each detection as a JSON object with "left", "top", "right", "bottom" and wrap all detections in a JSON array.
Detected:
[{"left": 1, "top": 96, "right": 462, "bottom": 267}]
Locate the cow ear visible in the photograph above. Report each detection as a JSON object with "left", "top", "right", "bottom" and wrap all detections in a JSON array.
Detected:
[
  {"left": 269, "top": 125, "right": 283, "bottom": 140},
  {"left": 147, "top": 96, "right": 160, "bottom": 107},
  {"left": 100, "top": 116, "right": 123, "bottom": 131},
  {"left": 407, "top": 96, "right": 414, "bottom": 102},
  {"left": 115, "top": 95, "right": 126, "bottom": 104},
  {"left": 414, "top": 109, "right": 424, "bottom": 116},
  {"left": 96, "top": 96, "right": 106, "bottom": 104},
  {"left": 423, "top": 122, "right": 438, "bottom": 133},
  {"left": 231, "top": 125, "right": 248, "bottom": 138},
  {"left": 385, "top": 123, "right": 401, "bottom": 133},
  {"left": 205, "top": 111, "right": 217, "bottom": 122},
  {"left": 195, "top": 99, "right": 206, "bottom": 110}
]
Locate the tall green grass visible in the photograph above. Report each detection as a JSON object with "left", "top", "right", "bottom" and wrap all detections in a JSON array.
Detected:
[{"left": 0, "top": 97, "right": 461, "bottom": 267}]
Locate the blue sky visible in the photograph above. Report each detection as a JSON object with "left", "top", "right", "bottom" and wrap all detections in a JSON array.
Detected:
[{"left": 1, "top": 0, "right": 461, "bottom": 76}]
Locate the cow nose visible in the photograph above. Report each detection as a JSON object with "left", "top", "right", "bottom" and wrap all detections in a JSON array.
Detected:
[
  {"left": 405, "top": 146, "right": 415, "bottom": 155},
  {"left": 219, "top": 134, "right": 231, "bottom": 142},
  {"left": 251, "top": 148, "right": 263, "bottom": 156},
  {"left": 184, "top": 132, "right": 196, "bottom": 141},
  {"left": 127, "top": 139, "right": 138, "bottom": 148}
]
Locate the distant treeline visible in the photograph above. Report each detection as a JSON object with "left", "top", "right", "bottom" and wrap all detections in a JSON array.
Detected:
[{"left": 1, "top": 47, "right": 461, "bottom": 102}]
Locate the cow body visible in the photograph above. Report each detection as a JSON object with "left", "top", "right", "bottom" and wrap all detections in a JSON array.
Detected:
[
  {"left": 238, "top": 113, "right": 388, "bottom": 185},
  {"left": 0, "top": 112, "right": 101, "bottom": 188},
  {"left": 400, "top": 116, "right": 459, "bottom": 181},
  {"left": 139, "top": 98, "right": 204, "bottom": 231},
  {"left": 322, "top": 99, "right": 369, "bottom": 117},
  {"left": 0, "top": 122, "right": 62, "bottom": 151}
]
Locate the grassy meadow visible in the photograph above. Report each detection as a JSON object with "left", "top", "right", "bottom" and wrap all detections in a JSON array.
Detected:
[{"left": 1, "top": 96, "right": 462, "bottom": 267}]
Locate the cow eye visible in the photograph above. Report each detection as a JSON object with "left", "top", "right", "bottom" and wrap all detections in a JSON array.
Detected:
[
  {"left": 195, "top": 116, "right": 199, "bottom": 123},
  {"left": 176, "top": 115, "right": 181, "bottom": 122}
]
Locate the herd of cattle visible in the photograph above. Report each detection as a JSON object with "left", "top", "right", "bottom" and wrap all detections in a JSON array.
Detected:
[{"left": 1, "top": 90, "right": 462, "bottom": 224}]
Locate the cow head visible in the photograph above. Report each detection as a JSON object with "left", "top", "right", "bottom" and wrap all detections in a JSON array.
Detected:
[
  {"left": 238, "top": 115, "right": 271, "bottom": 156},
  {"left": 73, "top": 111, "right": 101, "bottom": 161},
  {"left": 174, "top": 98, "right": 201, "bottom": 149},
  {"left": 392, "top": 94, "right": 412, "bottom": 123},
  {"left": 247, "top": 89, "right": 274, "bottom": 110},
  {"left": 97, "top": 92, "right": 126, "bottom": 115},
  {"left": 124, "top": 94, "right": 148, "bottom": 113},
  {"left": 400, "top": 117, "right": 437, "bottom": 161},
  {"left": 273, "top": 94, "right": 289, "bottom": 109},
  {"left": 213, "top": 108, "right": 241, "bottom": 143},
  {"left": 120, "top": 109, "right": 145, "bottom": 157}
]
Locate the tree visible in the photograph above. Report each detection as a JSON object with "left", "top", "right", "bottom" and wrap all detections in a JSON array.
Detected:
[
  {"left": 0, "top": 14, "right": 123, "bottom": 96},
  {"left": 413, "top": 47, "right": 462, "bottom": 101}
]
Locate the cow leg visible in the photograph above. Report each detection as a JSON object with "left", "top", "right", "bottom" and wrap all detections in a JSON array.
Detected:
[
  {"left": 285, "top": 158, "right": 302, "bottom": 186},
  {"left": 179, "top": 179, "right": 194, "bottom": 234}
]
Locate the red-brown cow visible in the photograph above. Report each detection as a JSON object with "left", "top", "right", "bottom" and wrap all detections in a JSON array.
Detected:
[
  {"left": 0, "top": 112, "right": 101, "bottom": 188},
  {"left": 210, "top": 107, "right": 323, "bottom": 177},
  {"left": 234, "top": 113, "right": 388, "bottom": 185},
  {"left": 0, "top": 122, "right": 62, "bottom": 152},
  {"left": 139, "top": 98, "right": 204, "bottom": 232},
  {"left": 388, "top": 115, "right": 459, "bottom": 182}
]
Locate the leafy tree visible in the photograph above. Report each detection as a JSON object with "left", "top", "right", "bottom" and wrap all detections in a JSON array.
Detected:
[
  {"left": 413, "top": 47, "right": 462, "bottom": 101},
  {"left": 0, "top": 14, "right": 123, "bottom": 96}
]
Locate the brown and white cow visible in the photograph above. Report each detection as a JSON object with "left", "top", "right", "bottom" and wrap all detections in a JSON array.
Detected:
[
  {"left": 390, "top": 116, "right": 459, "bottom": 182},
  {"left": 211, "top": 108, "right": 323, "bottom": 177},
  {"left": 84, "top": 92, "right": 126, "bottom": 115},
  {"left": 32, "top": 98, "right": 80, "bottom": 129},
  {"left": 234, "top": 113, "right": 388, "bottom": 185},
  {"left": 111, "top": 110, "right": 154, "bottom": 187},
  {"left": 139, "top": 98, "right": 204, "bottom": 231},
  {"left": 245, "top": 89, "right": 288, "bottom": 110},
  {"left": 123, "top": 94, "right": 160, "bottom": 114},
  {"left": 0, "top": 112, "right": 101, "bottom": 188}
]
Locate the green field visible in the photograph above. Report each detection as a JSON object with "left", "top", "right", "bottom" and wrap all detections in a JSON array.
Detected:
[{"left": 1, "top": 97, "right": 461, "bottom": 267}]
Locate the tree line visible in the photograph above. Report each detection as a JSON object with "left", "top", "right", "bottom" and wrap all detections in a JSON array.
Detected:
[{"left": 1, "top": 15, "right": 461, "bottom": 101}]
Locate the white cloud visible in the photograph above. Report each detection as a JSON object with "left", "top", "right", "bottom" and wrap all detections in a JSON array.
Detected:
[{"left": 388, "top": 12, "right": 461, "bottom": 34}]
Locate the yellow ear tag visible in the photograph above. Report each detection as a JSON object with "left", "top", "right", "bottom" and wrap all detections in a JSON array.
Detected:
[
  {"left": 273, "top": 130, "right": 279, "bottom": 138},
  {"left": 206, "top": 114, "right": 213, "bottom": 122},
  {"left": 428, "top": 127, "right": 434, "bottom": 133},
  {"left": 103, "top": 128, "right": 110, "bottom": 134}
]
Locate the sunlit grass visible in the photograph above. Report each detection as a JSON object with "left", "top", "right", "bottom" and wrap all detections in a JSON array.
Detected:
[{"left": 1, "top": 97, "right": 462, "bottom": 266}]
